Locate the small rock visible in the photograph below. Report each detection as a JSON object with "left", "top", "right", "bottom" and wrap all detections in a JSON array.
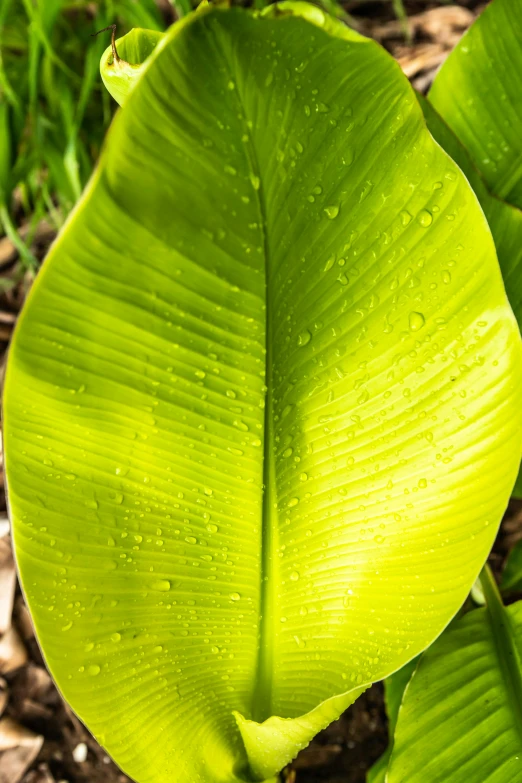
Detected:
[{"left": 72, "top": 743, "right": 88, "bottom": 763}]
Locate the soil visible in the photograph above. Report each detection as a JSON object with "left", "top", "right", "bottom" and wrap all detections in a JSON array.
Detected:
[{"left": 0, "top": 3, "right": 515, "bottom": 783}]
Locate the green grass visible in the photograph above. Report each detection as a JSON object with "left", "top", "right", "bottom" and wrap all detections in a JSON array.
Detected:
[
  {"left": 0, "top": 0, "right": 416, "bottom": 271},
  {"left": 0, "top": 0, "right": 167, "bottom": 268}
]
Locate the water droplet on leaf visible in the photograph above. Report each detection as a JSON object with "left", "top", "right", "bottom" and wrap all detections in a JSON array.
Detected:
[
  {"left": 324, "top": 205, "right": 339, "bottom": 220},
  {"left": 409, "top": 312, "right": 425, "bottom": 332},
  {"left": 298, "top": 329, "right": 312, "bottom": 347},
  {"left": 417, "top": 210, "right": 433, "bottom": 227},
  {"left": 151, "top": 580, "right": 171, "bottom": 592}
]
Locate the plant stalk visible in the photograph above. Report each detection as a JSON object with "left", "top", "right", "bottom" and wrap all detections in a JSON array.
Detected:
[{"left": 478, "top": 563, "right": 522, "bottom": 736}]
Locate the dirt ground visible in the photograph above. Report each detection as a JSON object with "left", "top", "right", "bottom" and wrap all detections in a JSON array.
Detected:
[{"left": 0, "top": 2, "right": 513, "bottom": 783}]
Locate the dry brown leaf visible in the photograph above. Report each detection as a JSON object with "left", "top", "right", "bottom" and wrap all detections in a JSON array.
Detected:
[
  {"left": 0, "top": 237, "right": 16, "bottom": 270},
  {"left": 415, "top": 6, "right": 476, "bottom": 40},
  {"left": 0, "top": 359, "right": 7, "bottom": 396},
  {"left": 0, "top": 325, "right": 13, "bottom": 341},
  {"left": 0, "top": 717, "right": 38, "bottom": 752},
  {"left": 0, "top": 718, "right": 43, "bottom": 783},
  {"left": 23, "top": 764, "right": 56, "bottom": 783},
  {"left": 0, "top": 311, "right": 16, "bottom": 325},
  {"left": 411, "top": 68, "right": 441, "bottom": 96},
  {"left": 18, "top": 700, "right": 53, "bottom": 723},
  {"left": 396, "top": 43, "right": 448, "bottom": 78},
  {"left": 0, "top": 537, "right": 16, "bottom": 634},
  {"left": 17, "top": 665, "right": 53, "bottom": 703},
  {"left": 370, "top": 5, "right": 475, "bottom": 42},
  {"left": 0, "top": 626, "right": 28, "bottom": 674},
  {"left": 14, "top": 597, "right": 35, "bottom": 641},
  {"left": 0, "top": 678, "right": 8, "bottom": 717}
]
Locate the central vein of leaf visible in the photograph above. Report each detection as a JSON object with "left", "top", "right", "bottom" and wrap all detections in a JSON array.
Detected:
[
  {"left": 251, "top": 145, "right": 278, "bottom": 725},
  {"left": 224, "top": 52, "right": 278, "bottom": 724},
  {"left": 253, "top": 363, "right": 278, "bottom": 722}
]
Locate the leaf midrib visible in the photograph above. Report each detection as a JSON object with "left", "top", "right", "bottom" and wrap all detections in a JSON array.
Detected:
[
  {"left": 250, "top": 119, "right": 278, "bottom": 727},
  {"left": 219, "top": 43, "right": 278, "bottom": 722}
]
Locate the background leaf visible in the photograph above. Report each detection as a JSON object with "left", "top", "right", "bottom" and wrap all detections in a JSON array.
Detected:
[
  {"left": 428, "top": 0, "right": 522, "bottom": 211},
  {"left": 388, "top": 568, "right": 522, "bottom": 783},
  {"left": 424, "top": 4, "right": 522, "bottom": 493},
  {"left": 419, "top": 97, "right": 522, "bottom": 350},
  {"left": 366, "top": 657, "right": 418, "bottom": 783},
  {"left": 501, "top": 540, "right": 522, "bottom": 595},
  {"left": 4, "top": 4, "right": 522, "bottom": 782},
  {"left": 99, "top": 27, "right": 164, "bottom": 107}
]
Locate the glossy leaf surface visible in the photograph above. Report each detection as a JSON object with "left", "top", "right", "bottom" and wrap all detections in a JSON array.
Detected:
[
  {"left": 419, "top": 56, "right": 522, "bottom": 497},
  {"left": 429, "top": 0, "right": 522, "bottom": 211},
  {"left": 366, "top": 657, "right": 418, "bottom": 783},
  {"left": 419, "top": 97, "right": 522, "bottom": 360},
  {"left": 100, "top": 27, "right": 164, "bottom": 107},
  {"left": 4, "top": 5, "right": 522, "bottom": 783},
  {"left": 388, "top": 568, "right": 522, "bottom": 783}
]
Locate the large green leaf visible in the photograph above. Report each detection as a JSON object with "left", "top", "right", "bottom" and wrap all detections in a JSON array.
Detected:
[
  {"left": 387, "top": 567, "right": 522, "bottom": 783},
  {"left": 418, "top": 97, "right": 522, "bottom": 366},
  {"left": 428, "top": 0, "right": 522, "bottom": 211},
  {"left": 426, "top": 0, "right": 522, "bottom": 496},
  {"left": 4, "top": 4, "right": 522, "bottom": 782},
  {"left": 99, "top": 26, "right": 164, "bottom": 107},
  {"left": 366, "top": 657, "right": 418, "bottom": 783}
]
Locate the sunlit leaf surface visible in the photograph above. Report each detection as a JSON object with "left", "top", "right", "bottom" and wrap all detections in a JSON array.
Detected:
[
  {"left": 429, "top": 0, "right": 522, "bottom": 211},
  {"left": 5, "top": 5, "right": 522, "bottom": 782}
]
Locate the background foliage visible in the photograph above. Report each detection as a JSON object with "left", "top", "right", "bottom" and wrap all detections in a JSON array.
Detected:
[
  {"left": 0, "top": 0, "right": 426, "bottom": 272},
  {"left": 0, "top": 3, "right": 510, "bottom": 783}
]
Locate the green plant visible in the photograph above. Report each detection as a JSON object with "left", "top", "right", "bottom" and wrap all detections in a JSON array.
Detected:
[
  {"left": 501, "top": 540, "right": 522, "bottom": 595},
  {"left": 382, "top": 565, "right": 522, "bottom": 783},
  {"left": 0, "top": 0, "right": 420, "bottom": 271},
  {"left": 366, "top": 1, "right": 522, "bottom": 780},
  {"left": 366, "top": 655, "right": 418, "bottom": 783},
  {"left": 0, "top": 0, "right": 166, "bottom": 268},
  {"left": 4, "top": 2, "right": 522, "bottom": 783},
  {"left": 426, "top": 0, "right": 522, "bottom": 496}
]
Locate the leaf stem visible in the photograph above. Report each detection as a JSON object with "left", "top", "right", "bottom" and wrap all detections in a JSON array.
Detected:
[
  {"left": 92, "top": 24, "right": 121, "bottom": 63},
  {"left": 479, "top": 563, "right": 522, "bottom": 736}
]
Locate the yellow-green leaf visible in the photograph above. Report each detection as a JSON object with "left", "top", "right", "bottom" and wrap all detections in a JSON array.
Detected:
[{"left": 5, "top": 5, "right": 522, "bottom": 782}]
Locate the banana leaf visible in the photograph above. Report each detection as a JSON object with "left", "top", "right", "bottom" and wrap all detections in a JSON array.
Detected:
[
  {"left": 366, "top": 657, "right": 418, "bottom": 783},
  {"left": 429, "top": 0, "right": 522, "bottom": 211},
  {"left": 4, "top": 5, "right": 522, "bottom": 782},
  {"left": 387, "top": 567, "right": 522, "bottom": 783},
  {"left": 426, "top": 0, "right": 522, "bottom": 495}
]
